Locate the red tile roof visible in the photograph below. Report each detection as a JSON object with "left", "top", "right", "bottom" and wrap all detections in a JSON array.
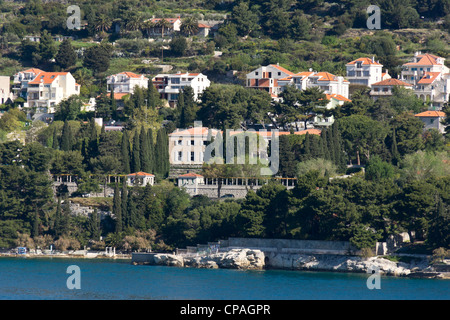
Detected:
[
  {"left": 414, "top": 111, "right": 445, "bottom": 118},
  {"left": 269, "top": 64, "right": 294, "bottom": 76},
  {"left": 347, "top": 57, "right": 382, "bottom": 65},
  {"left": 325, "top": 94, "right": 351, "bottom": 102},
  {"left": 28, "top": 72, "right": 69, "bottom": 85},
  {"left": 404, "top": 53, "right": 443, "bottom": 66},
  {"left": 371, "top": 78, "right": 413, "bottom": 86},
  {"left": 22, "top": 68, "right": 44, "bottom": 74},
  {"left": 417, "top": 72, "right": 441, "bottom": 84},
  {"left": 117, "top": 72, "right": 147, "bottom": 79},
  {"left": 178, "top": 173, "right": 204, "bottom": 178},
  {"left": 197, "top": 23, "right": 211, "bottom": 28},
  {"left": 127, "top": 172, "right": 155, "bottom": 177}
]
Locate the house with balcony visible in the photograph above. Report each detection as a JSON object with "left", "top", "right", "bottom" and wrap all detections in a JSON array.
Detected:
[
  {"left": 400, "top": 52, "right": 450, "bottom": 109},
  {"left": 369, "top": 78, "right": 413, "bottom": 100},
  {"left": 146, "top": 17, "right": 182, "bottom": 37},
  {"left": 246, "top": 64, "right": 294, "bottom": 97},
  {"left": 12, "top": 68, "right": 44, "bottom": 99},
  {"left": 278, "top": 71, "right": 350, "bottom": 99},
  {"left": 106, "top": 72, "right": 148, "bottom": 94},
  {"left": 25, "top": 71, "right": 81, "bottom": 115},
  {"left": 152, "top": 72, "right": 210, "bottom": 107},
  {"left": 346, "top": 57, "right": 390, "bottom": 87}
]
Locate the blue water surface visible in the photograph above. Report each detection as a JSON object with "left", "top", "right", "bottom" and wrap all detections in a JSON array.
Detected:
[{"left": 0, "top": 257, "right": 448, "bottom": 300}]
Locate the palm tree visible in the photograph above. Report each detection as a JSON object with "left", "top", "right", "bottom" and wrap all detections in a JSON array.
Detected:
[
  {"left": 181, "top": 16, "right": 199, "bottom": 37},
  {"left": 156, "top": 18, "right": 172, "bottom": 38},
  {"left": 141, "top": 20, "right": 155, "bottom": 38},
  {"left": 94, "top": 14, "right": 112, "bottom": 33},
  {"left": 125, "top": 13, "right": 142, "bottom": 32}
]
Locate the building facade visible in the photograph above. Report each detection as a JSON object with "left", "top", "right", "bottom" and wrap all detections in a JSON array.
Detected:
[
  {"left": 152, "top": 72, "right": 210, "bottom": 107},
  {"left": 346, "top": 57, "right": 390, "bottom": 87},
  {"left": 369, "top": 78, "right": 413, "bottom": 100},
  {"left": 0, "top": 76, "right": 12, "bottom": 105},
  {"left": 106, "top": 72, "right": 148, "bottom": 94},
  {"left": 246, "top": 64, "right": 294, "bottom": 97},
  {"left": 414, "top": 111, "right": 447, "bottom": 134}
]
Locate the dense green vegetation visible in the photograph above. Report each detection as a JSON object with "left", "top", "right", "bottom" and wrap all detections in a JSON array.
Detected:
[{"left": 0, "top": 0, "right": 449, "bottom": 254}]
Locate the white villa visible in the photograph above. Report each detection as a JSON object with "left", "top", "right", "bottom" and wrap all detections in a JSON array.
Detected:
[
  {"left": 346, "top": 57, "right": 390, "bottom": 87},
  {"left": 246, "top": 64, "right": 295, "bottom": 97},
  {"left": 106, "top": 72, "right": 148, "bottom": 94},
  {"left": 19, "top": 70, "right": 80, "bottom": 114},
  {"left": 278, "top": 71, "right": 350, "bottom": 99},
  {"left": 126, "top": 172, "right": 155, "bottom": 187},
  {"left": 414, "top": 111, "right": 447, "bottom": 134},
  {"left": 369, "top": 78, "right": 413, "bottom": 100},
  {"left": 400, "top": 52, "right": 450, "bottom": 109},
  {"left": 152, "top": 72, "right": 210, "bottom": 107}
]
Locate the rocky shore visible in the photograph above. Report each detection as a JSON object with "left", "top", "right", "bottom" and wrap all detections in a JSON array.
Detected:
[{"left": 132, "top": 249, "right": 450, "bottom": 279}]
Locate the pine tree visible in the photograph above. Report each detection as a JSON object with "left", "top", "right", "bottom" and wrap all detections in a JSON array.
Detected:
[
  {"left": 113, "top": 182, "right": 122, "bottom": 233},
  {"left": 60, "top": 121, "right": 72, "bottom": 151},
  {"left": 121, "top": 130, "right": 131, "bottom": 174},
  {"left": 131, "top": 129, "right": 141, "bottom": 173},
  {"left": 55, "top": 38, "right": 77, "bottom": 69}
]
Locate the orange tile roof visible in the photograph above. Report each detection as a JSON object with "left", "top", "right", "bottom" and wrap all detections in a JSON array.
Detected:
[
  {"left": 414, "top": 111, "right": 445, "bottom": 118},
  {"left": 371, "top": 78, "right": 413, "bottom": 86},
  {"left": 417, "top": 72, "right": 441, "bottom": 84},
  {"left": 128, "top": 172, "right": 155, "bottom": 176},
  {"left": 197, "top": 23, "right": 211, "bottom": 28},
  {"left": 269, "top": 64, "right": 294, "bottom": 76},
  {"left": 347, "top": 57, "right": 382, "bottom": 66},
  {"left": 179, "top": 173, "right": 204, "bottom": 178},
  {"left": 118, "top": 72, "right": 148, "bottom": 79},
  {"left": 28, "top": 72, "right": 69, "bottom": 85},
  {"left": 150, "top": 18, "right": 180, "bottom": 24},
  {"left": 325, "top": 94, "right": 351, "bottom": 102},
  {"left": 22, "top": 68, "right": 44, "bottom": 74},
  {"left": 404, "top": 53, "right": 442, "bottom": 66}
]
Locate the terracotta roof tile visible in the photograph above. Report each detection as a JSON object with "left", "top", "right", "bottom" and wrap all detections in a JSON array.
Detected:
[
  {"left": 371, "top": 78, "right": 413, "bottom": 86},
  {"left": 414, "top": 111, "right": 445, "bottom": 117}
]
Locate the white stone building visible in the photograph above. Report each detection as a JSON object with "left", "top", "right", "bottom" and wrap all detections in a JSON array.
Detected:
[
  {"left": 152, "top": 72, "right": 210, "bottom": 107},
  {"left": 278, "top": 71, "right": 350, "bottom": 99},
  {"left": 346, "top": 57, "right": 390, "bottom": 87},
  {"left": 313, "top": 94, "right": 352, "bottom": 127},
  {"left": 127, "top": 172, "right": 155, "bottom": 187},
  {"left": 12, "top": 68, "right": 44, "bottom": 100},
  {"left": 106, "top": 72, "right": 149, "bottom": 94},
  {"left": 246, "top": 64, "right": 294, "bottom": 97},
  {"left": 0, "top": 76, "right": 12, "bottom": 105},
  {"left": 414, "top": 111, "right": 447, "bottom": 134},
  {"left": 25, "top": 71, "right": 81, "bottom": 114}
]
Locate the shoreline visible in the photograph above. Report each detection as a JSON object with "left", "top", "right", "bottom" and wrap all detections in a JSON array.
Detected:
[
  {"left": 0, "top": 252, "right": 132, "bottom": 260},
  {"left": 131, "top": 249, "right": 450, "bottom": 280}
]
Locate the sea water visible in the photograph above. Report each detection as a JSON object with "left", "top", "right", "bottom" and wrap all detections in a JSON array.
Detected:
[{"left": 0, "top": 257, "right": 448, "bottom": 300}]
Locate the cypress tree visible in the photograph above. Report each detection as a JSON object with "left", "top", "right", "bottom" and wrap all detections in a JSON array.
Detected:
[
  {"left": 52, "top": 126, "right": 59, "bottom": 150},
  {"left": 113, "top": 182, "right": 122, "bottom": 233},
  {"left": 87, "top": 118, "right": 99, "bottom": 160},
  {"left": 131, "top": 129, "right": 141, "bottom": 173},
  {"left": 121, "top": 179, "right": 128, "bottom": 228},
  {"left": 60, "top": 121, "right": 72, "bottom": 151},
  {"left": 32, "top": 208, "right": 39, "bottom": 239},
  {"left": 302, "top": 132, "right": 311, "bottom": 161},
  {"left": 391, "top": 128, "right": 400, "bottom": 165},
  {"left": 110, "top": 85, "right": 117, "bottom": 115},
  {"left": 331, "top": 122, "right": 346, "bottom": 171},
  {"left": 147, "top": 128, "right": 155, "bottom": 174},
  {"left": 139, "top": 126, "right": 150, "bottom": 173},
  {"left": 121, "top": 130, "right": 131, "bottom": 174}
]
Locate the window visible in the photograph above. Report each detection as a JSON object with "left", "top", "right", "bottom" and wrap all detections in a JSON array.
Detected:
[
  {"left": 177, "top": 140, "right": 182, "bottom": 145},
  {"left": 177, "top": 151, "right": 183, "bottom": 161},
  {"left": 190, "top": 140, "right": 195, "bottom": 146},
  {"left": 278, "top": 72, "right": 281, "bottom": 76},
  {"left": 171, "top": 78, "right": 180, "bottom": 84},
  {"left": 255, "top": 72, "right": 259, "bottom": 76},
  {"left": 191, "top": 152, "right": 195, "bottom": 162}
]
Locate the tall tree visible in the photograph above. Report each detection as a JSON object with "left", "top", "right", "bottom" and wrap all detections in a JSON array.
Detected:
[
  {"left": 121, "top": 178, "right": 128, "bottom": 229},
  {"left": 139, "top": 126, "right": 151, "bottom": 173},
  {"left": 55, "top": 39, "right": 77, "bottom": 69},
  {"left": 121, "top": 130, "right": 131, "bottom": 174},
  {"left": 131, "top": 129, "right": 141, "bottom": 173},
  {"left": 60, "top": 121, "right": 73, "bottom": 151},
  {"left": 113, "top": 182, "right": 122, "bottom": 233}
]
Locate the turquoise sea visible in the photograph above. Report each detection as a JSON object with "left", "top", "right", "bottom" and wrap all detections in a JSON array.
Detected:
[{"left": 0, "top": 257, "right": 448, "bottom": 300}]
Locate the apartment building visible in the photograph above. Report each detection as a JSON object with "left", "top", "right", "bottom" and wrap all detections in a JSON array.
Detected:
[
  {"left": 400, "top": 52, "right": 450, "bottom": 109},
  {"left": 12, "top": 68, "right": 44, "bottom": 99},
  {"left": 246, "top": 64, "right": 294, "bottom": 96},
  {"left": 278, "top": 71, "right": 350, "bottom": 99},
  {"left": 346, "top": 57, "right": 390, "bottom": 87},
  {"left": 106, "top": 72, "right": 148, "bottom": 94},
  {"left": 24, "top": 71, "right": 80, "bottom": 114},
  {"left": 152, "top": 72, "right": 210, "bottom": 107}
]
